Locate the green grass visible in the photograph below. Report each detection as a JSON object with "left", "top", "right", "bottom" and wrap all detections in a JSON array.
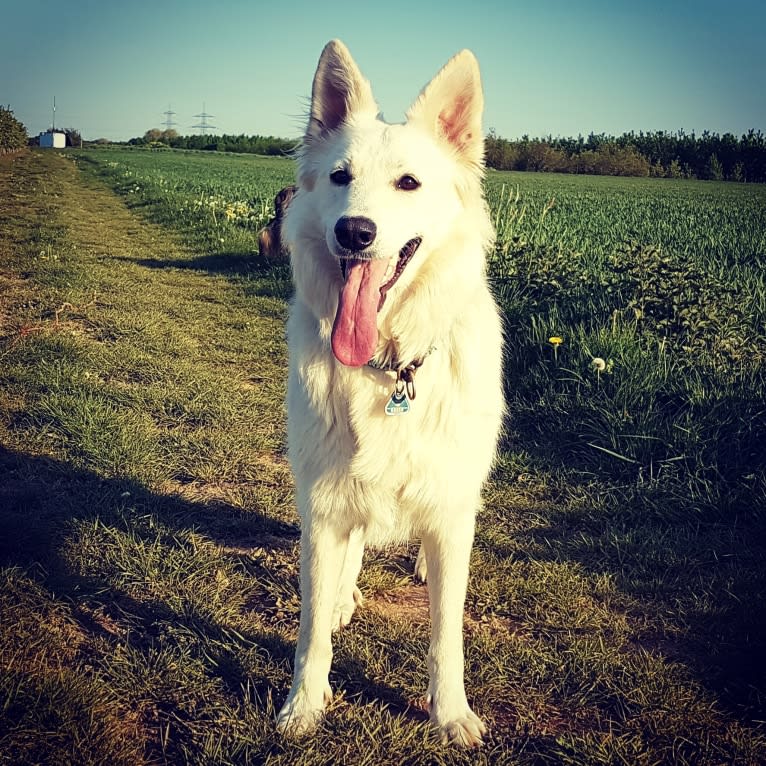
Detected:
[
  {"left": 77, "top": 148, "right": 295, "bottom": 263},
  {"left": 0, "top": 148, "right": 765, "bottom": 765},
  {"left": 486, "top": 169, "right": 766, "bottom": 260}
]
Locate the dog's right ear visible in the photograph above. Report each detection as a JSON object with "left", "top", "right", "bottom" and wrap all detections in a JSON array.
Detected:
[{"left": 307, "top": 40, "right": 378, "bottom": 140}]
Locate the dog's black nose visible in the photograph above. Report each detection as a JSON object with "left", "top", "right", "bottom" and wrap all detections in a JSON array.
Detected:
[{"left": 334, "top": 216, "right": 377, "bottom": 252}]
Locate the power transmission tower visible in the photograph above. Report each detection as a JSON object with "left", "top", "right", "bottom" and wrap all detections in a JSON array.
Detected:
[
  {"left": 191, "top": 103, "right": 216, "bottom": 134},
  {"left": 162, "top": 105, "right": 177, "bottom": 131}
]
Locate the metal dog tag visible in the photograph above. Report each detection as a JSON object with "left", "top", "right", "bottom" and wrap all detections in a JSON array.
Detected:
[{"left": 385, "top": 390, "right": 410, "bottom": 416}]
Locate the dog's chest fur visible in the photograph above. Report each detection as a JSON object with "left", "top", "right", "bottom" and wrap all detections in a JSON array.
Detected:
[{"left": 286, "top": 284, "right": 503, "bottom": 544}]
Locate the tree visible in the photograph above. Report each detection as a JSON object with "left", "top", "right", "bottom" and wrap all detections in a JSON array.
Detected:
[
  {"left": 667, "top": 159, "right": 683, "bottom": 178},
  {"left": 0, "top": 105, "right": 27, "bottom": 152},
  {"left": 62, "top": 127, "right": 81, "bottom": 147},
  {"left": 143, "top": 128, "right": 162, "bottom": 143},
  {"left": 705, "top": 153, "right": 724, "bottom": 181},
  {"left": 730, "top": 162, "right": 745, "bottom": 183}
]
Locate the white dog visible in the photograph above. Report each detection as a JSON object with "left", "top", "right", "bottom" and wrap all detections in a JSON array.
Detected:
[{"left": 276, "top": 39, "right": 504, "bottom": 747}]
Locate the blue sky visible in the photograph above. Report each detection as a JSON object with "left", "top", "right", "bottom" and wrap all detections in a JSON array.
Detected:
[{"left": 2, "top": 0, "right": 764, "bottom": 142}]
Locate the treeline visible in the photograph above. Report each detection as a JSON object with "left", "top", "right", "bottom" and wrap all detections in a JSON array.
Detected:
[
  {"left": 485, "top": 129, "right": 766, "bottom": 182},
  {"left": 0, "top": 106, "right": 27, "bottom": 153},
  {"left": 125, "top": 126, "right": 766, "bottom": 181},
  {"left": 129, "top": 129, "right": 294, "bottom": 155}
]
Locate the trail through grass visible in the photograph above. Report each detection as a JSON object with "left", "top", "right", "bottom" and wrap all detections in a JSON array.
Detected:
[{"left": 1, "top": 149, "right": 765, "bottom": 765}]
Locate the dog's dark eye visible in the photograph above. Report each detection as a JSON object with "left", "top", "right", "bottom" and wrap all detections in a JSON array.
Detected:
[
  {"left": 330, "top": 169, "right": 352, "bottom": 186},
  {"left": 397, "top": 174, "right": 420, "bottom": 191}
]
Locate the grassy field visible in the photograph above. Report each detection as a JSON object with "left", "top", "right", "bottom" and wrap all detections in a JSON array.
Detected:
[{"left": 1, "top": 147, "right": 765, "bottom": 765}]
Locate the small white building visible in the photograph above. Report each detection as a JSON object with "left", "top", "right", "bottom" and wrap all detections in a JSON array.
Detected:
[{"left": 40, "top": 132, "right": 66, "bottom": 148}]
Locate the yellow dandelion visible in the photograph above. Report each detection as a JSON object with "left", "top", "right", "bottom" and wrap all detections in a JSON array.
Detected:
[{"left": 548, "top": 336, "right": 563, "bottom": 363}]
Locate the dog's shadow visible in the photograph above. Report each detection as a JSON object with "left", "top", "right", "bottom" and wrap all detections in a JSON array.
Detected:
[
  {"left": 125, "top": 251, "right": 293, "bottom": 302},
  {"left": 0, "top": 444, "right": 430, "bottom": 729},
  {"left": 0, "top": 445, "right": 298, "bottom": 696}
]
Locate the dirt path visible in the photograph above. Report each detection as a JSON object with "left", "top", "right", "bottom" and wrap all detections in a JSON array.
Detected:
[
  {"left": 1, "top": 149, "right": 290, "bottom": 492},
  {"left": 1, "top": 150, "right": 204, "bottom": 332}
]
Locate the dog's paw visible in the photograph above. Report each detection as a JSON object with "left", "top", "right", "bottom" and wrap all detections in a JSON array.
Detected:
[
  {"left": 433, "top": 709, "right": 487, "bottom": 747},
  {"left": 414, "top": 545, "right": 428, "bottom": 583},
  {"left": 276, "top": 682, "right": 332, "bottom": 737},
  {"left": 332, "top": 586, "right": 363, "bottom": 632},
  {"left": 427, "top": 695, "right": 486, "bottom": 747}
]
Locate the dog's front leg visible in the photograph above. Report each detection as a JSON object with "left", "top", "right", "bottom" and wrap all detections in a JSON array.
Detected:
[
  {"left": 277, "top": 518, "right": 348, "bottom": 736},
  {"left": 422, "top": 517, "right": 487, "bottom": 747},
  {"left": 332, "top": 526, "right": 365, "bottom": 631}
]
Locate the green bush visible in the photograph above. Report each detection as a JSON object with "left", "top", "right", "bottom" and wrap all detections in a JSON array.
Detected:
[{"left": 0, "top": 106, "right": 27, "bottom": 152}]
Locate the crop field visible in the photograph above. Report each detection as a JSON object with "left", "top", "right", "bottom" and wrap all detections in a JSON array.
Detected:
[{"left": 1, "top": 147, "right": 765, "bottom": 765}]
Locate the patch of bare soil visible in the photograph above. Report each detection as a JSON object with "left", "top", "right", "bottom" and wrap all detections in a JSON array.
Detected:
[{"left": 367, "top": 584, "right": 431, "bottom": 625}]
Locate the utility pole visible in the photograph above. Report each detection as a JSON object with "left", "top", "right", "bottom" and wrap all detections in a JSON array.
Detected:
[
  {"left": 162, "top": 105, "right": 177, "bottom": 131},
  {"left": 191, "top": 103, "right": 216, "bottom": 134}
]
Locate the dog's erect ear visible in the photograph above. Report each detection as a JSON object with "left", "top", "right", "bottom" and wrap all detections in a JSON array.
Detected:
[
  {"left": 307, "top": 40, "right": 378, "bottom": 140},
  {"left": 406, "top": 50, "right": 485, "bottom": 170}
]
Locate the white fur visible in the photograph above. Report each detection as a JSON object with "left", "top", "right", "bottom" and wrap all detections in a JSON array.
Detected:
[{"left": 276, "top": 39, "right": 504, "bottom": 747}]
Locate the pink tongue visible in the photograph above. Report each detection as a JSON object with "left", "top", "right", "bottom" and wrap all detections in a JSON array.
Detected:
[{"left": 331, "top": 258, "right": 390, "bottom": 367}]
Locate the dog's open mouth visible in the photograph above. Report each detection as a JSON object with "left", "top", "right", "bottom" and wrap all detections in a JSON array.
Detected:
[{"left": 332, "top": 237, "right": 421, "bottom": 367}]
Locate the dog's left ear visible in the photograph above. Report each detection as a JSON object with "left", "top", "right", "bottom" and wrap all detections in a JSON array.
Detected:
[{"left": 406, "top": 50, "right": 485, "bottom": 170}]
